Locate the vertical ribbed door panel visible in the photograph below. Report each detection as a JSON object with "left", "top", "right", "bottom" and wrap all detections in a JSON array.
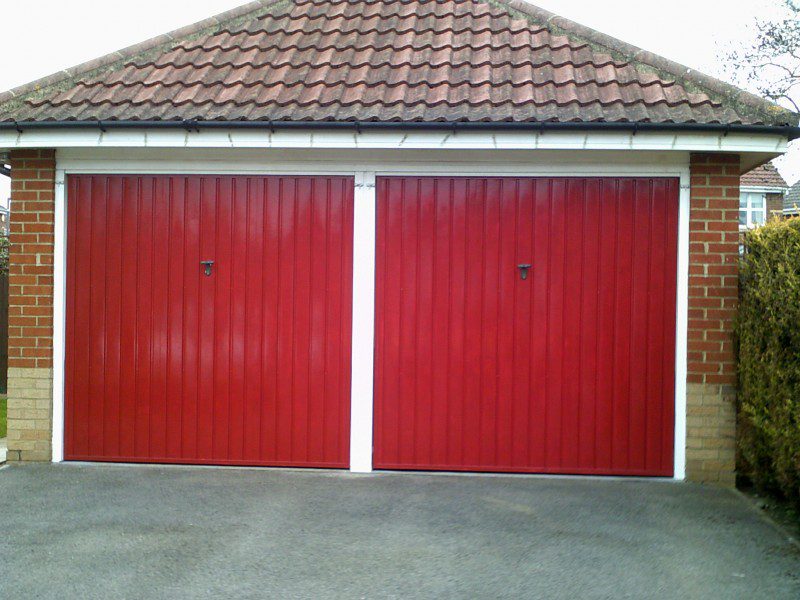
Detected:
[
  {"left": 374, "top": 177, "right": 678, "bottom": 476},
  {"left": 65, "top": 175, "right": 354, "bottom": 467}
]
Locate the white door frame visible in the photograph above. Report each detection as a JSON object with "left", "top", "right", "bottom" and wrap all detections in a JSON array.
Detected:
[{"left": 50, "top": 150, "right": 690, "bottom": 479}]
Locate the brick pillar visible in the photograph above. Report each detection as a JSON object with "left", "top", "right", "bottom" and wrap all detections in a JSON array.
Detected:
[
  {"left": 686, "top": 153, "right": 740, "bottom": 485},
  {"left": 6, "top": 149, "right": 55, "bottom": 462}
]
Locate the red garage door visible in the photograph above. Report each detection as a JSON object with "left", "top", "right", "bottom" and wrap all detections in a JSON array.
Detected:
[
  {"left": 65, "top": 175, "right": 354, "bottom": 467},
  {"left": 374, "top": 177, "right": 678, "bottom": 476}
]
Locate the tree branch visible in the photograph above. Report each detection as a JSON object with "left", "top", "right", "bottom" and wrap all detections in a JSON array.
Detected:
[
  {"left": 723, "top": 3, "right": 800, "bottom": 113},
  {"left": 767, "top": 93, "right": 800, "bottom": 113}
]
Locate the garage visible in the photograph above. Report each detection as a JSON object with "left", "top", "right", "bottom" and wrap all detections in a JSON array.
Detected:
[
  {"left": 2, "top": 0, "right": 795, "bottom": 484},
  {"left": 373, "top": 177, "right": 679, "bottom": 476},
  {"left": 63, "top": 175, "right": 354, "bottom": 467}
]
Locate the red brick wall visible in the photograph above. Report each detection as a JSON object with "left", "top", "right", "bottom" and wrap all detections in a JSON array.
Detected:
[
  {"left": 688, "top": 153, "right": 739, "bottom": 384},
  {"left": 8, "top": 149, "right": 55, "bottom": 369},
  {"left": 6, "top": 149, "right": 56, "bottom": 462},
  {"left": 766, "top": 192, "right": 784, "bottom": 219},
  {"left": 686, "top": 152, "right": 740, "bottom": 484}
]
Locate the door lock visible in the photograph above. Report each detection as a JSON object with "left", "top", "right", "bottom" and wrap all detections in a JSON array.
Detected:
[
  {"left": 517, "top": 264, "right": 532, "bottom": 280},
  {"left": 201, "top": 260, "right": 215, "bottom": 276}
]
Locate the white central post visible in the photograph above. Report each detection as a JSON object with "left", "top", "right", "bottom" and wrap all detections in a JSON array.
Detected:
[
  {"left": 51, "top": 168, "right": 67, "bottom": 463},
  {"left": 349, "top": 171, "right": 377, "bottom": 473},
  {"left": 673, "top": 169, "right": 690, "bottom": 481}
]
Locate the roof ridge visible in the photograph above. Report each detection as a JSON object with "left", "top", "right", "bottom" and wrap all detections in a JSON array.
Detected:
[
  {"left": 491, "top": 0, "right": 798, "bottom": 126},
  {"left": 0, "top": 0, "right": 288, "bottom": 110}
]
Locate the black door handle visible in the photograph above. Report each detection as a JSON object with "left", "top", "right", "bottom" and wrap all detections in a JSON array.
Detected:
[
  {"left": 518, "top": 264, "right": 532, "bottom": 280},
  {"left": 201, "top": 260, "right": 214, "bottom": 276}
]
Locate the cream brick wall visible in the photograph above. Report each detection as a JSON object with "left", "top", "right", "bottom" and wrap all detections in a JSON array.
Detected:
[
  {"left": 6, "top": 367, "right": 54, "bottom": 462},
  {"left": 685, "top": 382, "right": 736, "bottom": 485}
]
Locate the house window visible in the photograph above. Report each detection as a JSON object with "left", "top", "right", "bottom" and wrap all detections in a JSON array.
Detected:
[{"left": 739, "top": 192, "right": 766, "bottom": 229}]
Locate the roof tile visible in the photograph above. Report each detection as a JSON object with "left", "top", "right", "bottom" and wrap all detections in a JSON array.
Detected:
[
  {"left": 784, "top": 181, "right": 800, "bottom": 214},
  {"left": 0, "top": 0, "right": 795, "bottom": 125},
  {"left": 740, "top": 162, "right": 788, "bottom": 189}
]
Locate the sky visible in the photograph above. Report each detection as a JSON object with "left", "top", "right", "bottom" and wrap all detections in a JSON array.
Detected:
[{"left": 0, "top": 0, "right": 796, "bottom": 202}]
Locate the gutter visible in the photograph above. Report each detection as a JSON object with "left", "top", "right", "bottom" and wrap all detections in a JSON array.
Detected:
[{"left": 0, "top": 119, "right": 799, "bottom": 140}]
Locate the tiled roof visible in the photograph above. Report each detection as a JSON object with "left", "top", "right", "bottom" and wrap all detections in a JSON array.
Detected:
[
  {"left": 740, "top": 162, "right": 788, "bottom": 189},
  {"left": 785, "top": 181, "right": 800, "bottom": 214},
  {"left": 0, "top": 0, "right": 796, "bottom": 126}
]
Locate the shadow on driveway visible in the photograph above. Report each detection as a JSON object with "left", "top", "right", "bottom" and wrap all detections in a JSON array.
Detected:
[{"left": 1, "top": 464, "right": 798, "bottom": 599}]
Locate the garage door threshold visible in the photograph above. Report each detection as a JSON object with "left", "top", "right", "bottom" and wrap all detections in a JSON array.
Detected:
[{"left": 53, "top": 460, "right": 679, "bottom": 483}]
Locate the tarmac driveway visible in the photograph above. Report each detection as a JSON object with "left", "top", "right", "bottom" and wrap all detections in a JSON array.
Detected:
[{"left": 0, "top": 464, "right": 798, "bottom": 599}]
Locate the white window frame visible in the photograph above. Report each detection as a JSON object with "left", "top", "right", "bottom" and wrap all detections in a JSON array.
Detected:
[{"left": 739, "top": 191, "right": 767, "bottom": 230}]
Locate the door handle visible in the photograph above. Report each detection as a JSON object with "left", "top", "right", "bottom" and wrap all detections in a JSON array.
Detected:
[
  {"left": 517, "top": 264, "right": 532, "bottom": 280},
  {"left": 201, "top": 260, "right": 214, "bottom": 276}
]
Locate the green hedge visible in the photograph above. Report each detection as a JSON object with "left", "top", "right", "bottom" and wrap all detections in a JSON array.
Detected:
[{"left": 737, "top": 218, "right": 800, "bottom": 504}]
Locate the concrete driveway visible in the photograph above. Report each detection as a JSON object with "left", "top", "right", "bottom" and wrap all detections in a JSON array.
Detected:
[{"left": 0, "top": 464, "right": 797, "bottom": 599}]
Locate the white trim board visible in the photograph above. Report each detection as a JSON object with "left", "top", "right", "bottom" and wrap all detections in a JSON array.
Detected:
[
  {"left": 674, "top": 172, "right": 690, "bottom": 481},
  {"left": 740, "top": 185, "right": 787, "bottom": 194},
  {"left": 349, "top": 173, "right": 377, "bottom": 473},
  {"left": 56, "top": 148, "right": 690, "bottom": 176},
  {"left": 51, "top": 152, "right": 691, "bottom": 479},
  {"left": 51, "top": 166, "right": 66, "bottom": 463},
  {"left": 0, "top": 128, "right": 788, "bottom": 155}
]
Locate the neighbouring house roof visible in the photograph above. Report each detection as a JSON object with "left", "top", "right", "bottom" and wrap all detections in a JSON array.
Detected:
[
  {"left": 740, "top": 162, "right": 788, "bottom": 190},
  {"left": 0, "top": 0, "right": 797, "bottom": 128},
  {"left": 785, "top": 181, "right": 800, "bottom": 214}
]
